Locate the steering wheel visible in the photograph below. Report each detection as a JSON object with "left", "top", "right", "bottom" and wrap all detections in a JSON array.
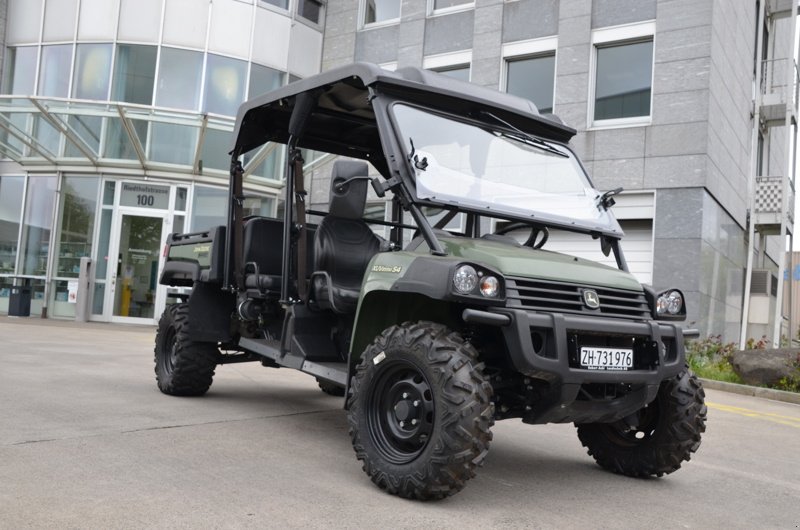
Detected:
[{"left": 494, "top": 222, "right": 549, "bottom": 249}]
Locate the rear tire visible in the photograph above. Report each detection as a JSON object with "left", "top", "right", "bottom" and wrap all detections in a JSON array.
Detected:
[
  {"left": 347, "top": 321, "right": 494, "bottom": 500},
  {"left": 154, "top": 303, "right": 219, "bottom": 396},
  {"left": 317, "top": 378, "right": 345, "bottom": 396},
  {"left": 576, "top": 367, "right": 706, "bottom": 477}
]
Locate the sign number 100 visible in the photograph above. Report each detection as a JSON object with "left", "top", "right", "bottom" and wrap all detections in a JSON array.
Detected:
[{"left": 136, "top": 194, "right": 155, "bottom": 207}]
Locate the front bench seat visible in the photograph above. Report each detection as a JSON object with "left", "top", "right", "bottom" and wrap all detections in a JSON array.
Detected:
[{"left": 312, "top": 160, "right": 381, "bottom": 314}]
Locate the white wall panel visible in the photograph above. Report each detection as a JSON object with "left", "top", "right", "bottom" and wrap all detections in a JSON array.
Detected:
[
  {"left": 288, "top": 23, "right": 322, "bottom": 78},
  {"left": 208, "top": 0, "right": 251, "bottom": 59},
  {"left": 543, "top": 221, "right": 654, "bottom": 285},
  {"left": 252, "top": 8, "right": 291, "bottom": 70},
  {"left": 43, "top": 0, "right": 77, "bottom": 42},
  {"left": 7, "top": 0, "right": 42, "bottom": 44},
  {"left": 78, "top": 0, "right": 119, "bottom": 41},
  {"left": 118, "top": 0, "right": 162, "bottom": 43},
  {"left": 162, "top": 0, "right": 209, "bottom": 50}
]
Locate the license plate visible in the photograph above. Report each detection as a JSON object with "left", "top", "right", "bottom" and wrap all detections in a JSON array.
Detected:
[{"left": 579, "top": 347, "right": 633, "bottom": 371}]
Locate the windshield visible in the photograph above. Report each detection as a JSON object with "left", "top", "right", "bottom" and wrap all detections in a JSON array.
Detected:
[{"left": 392, "top": 104, "right": 621, "bottom": 234}]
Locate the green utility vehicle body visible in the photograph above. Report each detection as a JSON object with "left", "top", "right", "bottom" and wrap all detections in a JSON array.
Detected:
[{"left": 155, "top": 62, "right": 706, "bottom": 500}]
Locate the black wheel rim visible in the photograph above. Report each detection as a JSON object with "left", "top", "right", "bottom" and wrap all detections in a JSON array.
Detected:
[
  {"left": 366, "top": 359, "right": 435, "bottom": 465},
  {"left": 604, "top": 399, "right": 660, "bottom": 446},
  {"left": 161, "top": 326, "right": 178, "bottom": 375}
]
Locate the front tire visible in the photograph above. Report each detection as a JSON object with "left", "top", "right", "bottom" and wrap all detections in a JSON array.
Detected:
[
  {"left": 576, "top": 368, "right": 706, "bottom": 477},
  {"left": 154, "top": 303, "right": 219, "bottom": 396},
  {"left": 347, "top": 322, "right": 494, "bottom": 500}
]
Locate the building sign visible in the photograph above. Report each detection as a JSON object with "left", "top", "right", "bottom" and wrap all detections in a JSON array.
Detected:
[{"left": 120, "top": 183, "right": 170, "bottom": 210}]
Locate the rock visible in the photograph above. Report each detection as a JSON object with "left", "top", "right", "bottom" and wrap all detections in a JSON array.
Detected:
[{"left": 730, "top": 349, "right": 800, "bottom": 387}]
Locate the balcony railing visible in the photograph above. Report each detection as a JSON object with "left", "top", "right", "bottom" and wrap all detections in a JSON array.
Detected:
[
  {"left": 760, "top": 58, "right": 800, "bottom": 117},
  {"left": 755, "top": 175, "right": 795, "bottom": 228}
]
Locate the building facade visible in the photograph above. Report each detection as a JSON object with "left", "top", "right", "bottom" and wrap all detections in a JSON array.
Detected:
[
  {"left": 0, "top": 0, "right": 796, "bottom": 344},
  {"left": 0, "top": 0, "right": 324, "bottom": 323},
  {"left": 320, "top": 0, "right": 798, "bottom": 344}
]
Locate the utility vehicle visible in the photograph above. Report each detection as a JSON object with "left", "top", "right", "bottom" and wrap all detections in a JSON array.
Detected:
[{"left": 154, "top": 63, "right": 706, "bottom": 500}]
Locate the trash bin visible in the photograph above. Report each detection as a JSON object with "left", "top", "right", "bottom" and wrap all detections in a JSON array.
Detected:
[{"left": 8, "top": 284, "right": 31, "bottom": 317}]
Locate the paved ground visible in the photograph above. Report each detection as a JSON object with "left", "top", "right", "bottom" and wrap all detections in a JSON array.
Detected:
[{"left": 1, "top": 316, "right": 799, "bottom": 529}]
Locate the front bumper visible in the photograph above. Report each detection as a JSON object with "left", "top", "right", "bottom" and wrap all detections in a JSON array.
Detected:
[{"left": 466, "top": 308, "right": 688, "bottom": 424}]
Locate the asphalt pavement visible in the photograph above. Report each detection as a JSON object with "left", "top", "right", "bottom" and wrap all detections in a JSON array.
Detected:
[{"left": 1, "top": 316, "right": 799, "bottom": 529}]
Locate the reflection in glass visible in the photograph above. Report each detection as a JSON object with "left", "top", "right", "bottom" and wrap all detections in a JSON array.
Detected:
[
  {"left": 297, "top": 0, "right": 322, "bottom": 23},
  {"left": 248, "top": 64, "right": 284, "bottom": 99},
  {"left": 92, "top": 282, "right": 105, "bottom": 315},
  {"left": 150, "top": 122, "right": 198, "bottom": 165},
  {"left": 65, "top": 115, "right": 102, "bottom": 157},
  {"left": 200, "top": 128, "right": 232, "bottom": 171},
  {"left": 95, "top": 209, "right": 112, "bottom": 279},
  {"left": 204, "top": 54, "right": 246, "bottom": 116},
  {"left": 113, "top": 214, "right": 162, "bottom": 319},
  {"left": 506, "top": 54, "right": 555, "bottom": 114},
  {"left": 242, "top": 196, "right": 275, "bottom": 217},
  {"left": 594, "top": 40, "right": 653, "bottom": 121},
  {"left": 432, "top": 65, "right": 470, "bottom": 82},
  {"left": 243, "top": 144, "right": 284, "bottom": 181},
  {"left": 33, "top": 115, "right": 61, "bottom": 156},
  {"left": 111, "top": 44, "right": 157, "bottom": 105},
  {"left": 73, "top": 44, "right": 112, "bottom": 101},
  {"left": 104, "top": 118, "right": 147, "bottom": 160},
  {"left": 20, "top": 176, "right": 57, "bottom": 276},
  {"left": 155, "top": 47, "right": 203, "bottom": 111},
  {"left": 364, "top": 0, "right": 400, "bottom": 24},
  {"left": 55, "top": 177, "right": 99, "bottom": 278},
  {"left": 0, "top": 176, "right": 25, "bottom": 274},
  {"left": 191, "top": 186, "right": 227, "bottom": 232},
  {"left": 433, "top": 0, "right": 472, "bottom": 8},
  {"left": 175, "top": 188, "right": 187, "bottom": 211},
  {"left": 38, "top": 44, "right": 73, "bottom": 97},
  {"left": 260, "top": 0, "right": 289, "bottom": 8},
  {"left": 103, "top": 181, "right": 116, "bottom": 206},
  {"left": 2, "top": 46, "right": 37, "bottom": 95}
]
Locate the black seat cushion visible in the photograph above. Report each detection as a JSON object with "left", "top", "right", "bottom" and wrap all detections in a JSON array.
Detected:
[
  {"left": 313, "top": 217, "right": 380, "bottom": 313},
  {"left": 312, "top": 160, "right": 381, "bottom": 314}
]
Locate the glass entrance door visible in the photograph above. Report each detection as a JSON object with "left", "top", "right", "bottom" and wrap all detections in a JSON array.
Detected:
[{"left": 109, "top": 213, "right": 165, "bottom": 322}]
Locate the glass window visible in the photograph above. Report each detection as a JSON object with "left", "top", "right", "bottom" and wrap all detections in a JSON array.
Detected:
[
  {"left": 200, "top": 128, "right": 233, "bottom": 172},
  {"left": 72, "top": 44, "right": 112, "bottom": 100},
  {"left": 55, "top": 177, "right": 99, "bottom": 278},
  {"left": 0, "top": 176, "right": 25, "bottom": 274},
  {"left": 594, "top": 39, "right": 653, "bottom": 121},
  {"left": 176, "top": 187, "right": 188, "bottom": 211},
  {"left": 155, "top": 47, "right": 203, "bottom": 111},
  {"left": 38, "top": 45, "right": 73, "bottom": 97},
  {"left": 364, "top": 0, "right": 401, "bottom": 24},
  {"left": 242, "top": 196, "right": 275, "bottom": 217},
  {"left": 506, "top": 54, "right": 555, "bottom": 114},
  {"left": 20, "top": 176, "right": 57, "bottom": 276},
  {"left": 248, "top": 64, "right": 284, "bottom": 99},
  {"left": 111, "top": 44, "right": 157, "bottom": 105},
  {"left": 104, "top": 118, "right": 147, "bottom": 160},
  {"left": 94, "top": 209, "right": 112, "bottom": 279},
  {"left": 260, "top": 0, "right": 288, "bottom": 9},
  {"left": 433, "top": 0, "right": 472, "bottom": 10},
  {"left": 191, "top": 186, "right": 227, "bottom": 232},
  {"left": 2, "top": 47, "right": 38, "bottom": 95},
  {"left": 431, "top": 65, "right": 470, "bottom": 82},
  {"left": 204, "top": 54, "right": 247, "bottom": 116},
  {"left": 149, "top": 122, "right": 199, "bottom": 166},
  {"left": 297, "top": 0, "right": 323, "bottom": 24}
]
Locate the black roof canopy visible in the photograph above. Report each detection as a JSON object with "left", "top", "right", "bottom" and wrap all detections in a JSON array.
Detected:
[{"left": 231, "top": 62, "right": 576, "bottom": 163}]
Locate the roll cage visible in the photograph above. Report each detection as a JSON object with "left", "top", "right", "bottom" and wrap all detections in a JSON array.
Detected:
[{"left": 224, "top": 62, "right": 630, "bottom": 298}]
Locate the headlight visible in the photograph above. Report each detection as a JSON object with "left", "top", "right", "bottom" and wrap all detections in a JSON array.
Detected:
[
  {"left": 656, "top": 290, "right": 684, "bottom": 316},
  {"left": 453, "top": 265, "right": 478, "bottom": 294},
  {"left": 480, "top": 276, "right": 500, "bottom": 298},
  {"left": 666, "top": 291, "right": 683, "bottom": 314}
]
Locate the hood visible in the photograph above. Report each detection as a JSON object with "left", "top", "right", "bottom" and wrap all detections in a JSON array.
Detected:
[{"left": 436, "top": 236, "right": 643, "bottom": 292}]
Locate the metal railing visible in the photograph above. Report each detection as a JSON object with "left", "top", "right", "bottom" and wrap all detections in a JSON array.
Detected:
[
  {"left": 755, "top": 175, "right": 795, "bottom": 224},
  {"left": 761, "top": 58, "right": 800, "bottom": 110}
]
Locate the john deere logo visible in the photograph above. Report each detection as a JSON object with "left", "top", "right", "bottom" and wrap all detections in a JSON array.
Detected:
[{"left": 583, "top": 290, "right": 600, "bottom": 309}]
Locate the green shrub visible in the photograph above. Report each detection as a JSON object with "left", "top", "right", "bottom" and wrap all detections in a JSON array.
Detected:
[{"left": 685, "top": 336, "right": 744, "bottom": 384}]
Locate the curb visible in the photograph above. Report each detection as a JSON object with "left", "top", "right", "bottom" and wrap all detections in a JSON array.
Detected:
[{"left": 699, "top": 378, "right": 800, "bottom": 405}]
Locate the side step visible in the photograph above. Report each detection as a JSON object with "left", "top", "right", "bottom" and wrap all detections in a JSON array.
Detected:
[{"left": 237, "top": 337, "right": 348, "bottom": 386}]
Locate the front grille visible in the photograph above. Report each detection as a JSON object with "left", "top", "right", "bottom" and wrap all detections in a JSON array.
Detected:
[{"left": 506, "top": 277, "right": 651, "bottom": 320}]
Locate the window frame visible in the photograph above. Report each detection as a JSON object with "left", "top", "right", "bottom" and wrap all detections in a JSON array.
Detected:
[
  {"left": 423, "top": 50, "right": 472, "bottom": 82},
  {"left": 500, "top": 36, "right": 558, "bottom": 114},
  {"left": 296, "top": 0, "right": 325, "bottom": 28},
  {"left": 359, "top": 0, "right": 402, "bottom": 30},
  {"left": 426, "top": 0, "right": 474, "bottom": 17},
  {"left": 588, "top": 20, "right": 656, "bottom": 130}
]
